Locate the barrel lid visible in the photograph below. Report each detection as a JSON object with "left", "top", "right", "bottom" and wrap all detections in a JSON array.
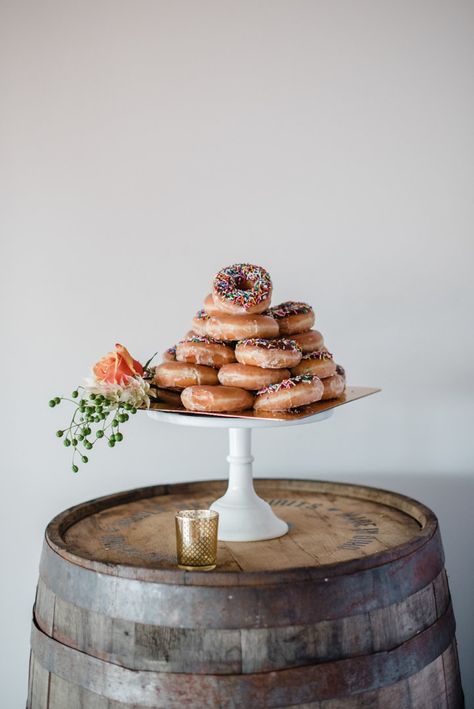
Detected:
[{"left": 44, "top": 479, "right": 439, "bottom": 586}]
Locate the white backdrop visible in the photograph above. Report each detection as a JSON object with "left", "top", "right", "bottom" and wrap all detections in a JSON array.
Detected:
[{"left": 1, "top": 1, "right": 473, "bottom": 707}]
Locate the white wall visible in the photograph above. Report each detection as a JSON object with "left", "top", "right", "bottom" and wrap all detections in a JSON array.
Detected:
[{"left": 1, "top": 1, "right": 473, "bottom": 707}]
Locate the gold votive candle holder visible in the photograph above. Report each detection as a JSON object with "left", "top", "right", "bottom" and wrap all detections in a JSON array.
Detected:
[{"left": 175, "top": 509, "right": 219, "bottom": 571}]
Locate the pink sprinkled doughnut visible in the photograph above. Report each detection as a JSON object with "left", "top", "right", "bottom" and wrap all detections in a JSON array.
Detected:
[
  {"left": 235, "top": 338, "right": 302, "bottom": 369},
  {"left": 207, "top": 313, "right": 278, "bottom": 341},
  {"left": 268, "top": 301, "right": 315, "bottom": 336},
  {"left": 176, "top": 336, "right": 236, "bottom": 368},
  {"left": 212, "top": 264, "right": 272, "bottom": 315},
  {"left": 291, "top": 350, "right": 337, "bottom": 379},
  {"left": 254, "top": 374, "right": 324, "bottom": 411}
]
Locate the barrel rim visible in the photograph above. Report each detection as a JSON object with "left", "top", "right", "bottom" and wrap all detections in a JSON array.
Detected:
[{"left": 43, "top": 478, "right": 439, "bottom": 586}]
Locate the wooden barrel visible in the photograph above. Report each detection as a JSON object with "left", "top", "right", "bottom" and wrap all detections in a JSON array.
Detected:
[{"left": 28, "top": 479, "right": 464, "bottom": 708}]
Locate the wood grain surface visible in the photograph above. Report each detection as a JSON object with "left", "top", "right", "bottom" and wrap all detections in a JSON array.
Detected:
[
  {"left": 62, "top": 481, "right": 419, "bottom": 570},
  {"left": 45, "top": 478, "right": 433, "bottom": 579}
]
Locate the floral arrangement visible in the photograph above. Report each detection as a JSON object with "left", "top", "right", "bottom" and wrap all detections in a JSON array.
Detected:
[{"left": 49, "top": 344, "right": 155, "bottom": 472}]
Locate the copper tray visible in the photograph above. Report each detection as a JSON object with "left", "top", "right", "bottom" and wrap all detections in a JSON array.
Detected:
[{"left": 147, "top": 386, "right": 380, "bottom": 421}]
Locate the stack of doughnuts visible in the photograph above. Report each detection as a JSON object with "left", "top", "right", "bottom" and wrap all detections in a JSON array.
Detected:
[{"left": 152, "top": 264, "right": 346, "bottom": 413}]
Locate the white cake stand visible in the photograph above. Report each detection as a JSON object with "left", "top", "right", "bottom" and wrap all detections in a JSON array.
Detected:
[{"left": 148, "top": 407, "right": 334, "bottom": 542}]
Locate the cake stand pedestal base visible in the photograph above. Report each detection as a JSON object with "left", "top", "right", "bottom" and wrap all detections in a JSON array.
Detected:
[
  {"left": 148, "top": 387, "right": 380, "bottom": 543},
  {"left": 209, "top": 428, "right": 288, "bottom": 542}
]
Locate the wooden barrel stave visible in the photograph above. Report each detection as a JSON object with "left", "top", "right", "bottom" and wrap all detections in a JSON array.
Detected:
[
  {"left": 37, "top": 531, "right": 446, "bottom": 629},
  {"left": 288, "top": 643, "right": 463, "bottom": 709},
  {"left": 34, "top": 568, "right": 450, "bottom": 674},
  {"left": 28, "top": 479, "right": 464, "bottom": 708},
  {"left": 28, "top": 646, "right": 463, "bottom": 709},
  {"left": 29, "top": 605, "right": 458, "bottom": 708}
]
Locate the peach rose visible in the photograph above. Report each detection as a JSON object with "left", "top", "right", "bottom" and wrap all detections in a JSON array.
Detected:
[{"left": 93, "top": 343, "right": 144, "bottom": 385}]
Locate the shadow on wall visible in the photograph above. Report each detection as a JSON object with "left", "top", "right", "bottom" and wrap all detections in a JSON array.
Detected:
[{"left": 290, "top": 470, "right": 474, "bottom": 708}]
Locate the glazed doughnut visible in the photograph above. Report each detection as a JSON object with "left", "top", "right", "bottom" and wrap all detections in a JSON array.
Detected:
[
  {"left": 291, "top": 350, "right": 337, "bottom": 379},
  {"left": 203, "top": 293, "right": 223, "bottom": 316},
  {"left": 268, "top": 301, "right": 315, "bottom": 336},
  {"left": 336, "top": 364, "right": 346, "bottom": 381},
  {"left": 235, "top": 338, "right": 302, "bottom": 369},
  {"left": 218, "top": 363, "right": 291, "bottom": 391},
  {"left": 212, "top": 264, "right": 272, "bottom": 315},
  {"left": 153, "top": 361, "right": 218, "bottom": 390},
  {"left": 321, "top": 373, "right": 346, "bottom": 400},
  {"left": 176, "top": 336, "right": 235, "bottom": 368},
  {"left": 191, "top": 310, "right": 210, "bottom": 336},
  {"left": 254, "top": 374, "right": 324, "bottom": 411},
  {"left": 181, "top": 385, "right": 254, "bottom": 413},
  {"left": 292, "top": 330, "right": 325, "bottom": 354},
  {"left": 152, "top": 387, "right": 182, "bottom": 405},
  {"left": 207, "top": 313, "right": 278, "bottom": 341},
  {"left": 162, "top": 346, "right": 177, "bottom": 362}
]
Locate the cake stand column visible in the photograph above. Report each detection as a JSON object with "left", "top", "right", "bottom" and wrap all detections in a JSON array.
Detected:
[{"left": 209, "top": 427, "right": 289, "bottom": 542}]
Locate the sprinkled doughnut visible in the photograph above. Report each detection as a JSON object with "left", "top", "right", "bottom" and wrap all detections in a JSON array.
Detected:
[
  {"left": 292, "top": 330, "right": 325, "bottom": 354},
  {"left": 153, "top": 361, "right": 218, "bottom": 390},
  {"left": 207, "top": 313, "right": 278, "bottom": 341},
  {"left": 218, "top": 363, "right": 291, "bottom": 391},
  {"left": 268, "top": 301, "right": 315, "bottom": 336},
  {"left": 191, "top": 310, "right": 210, "bottom": 336},
  {"left": 176, "top": 336, "right": 236, "bottom": 368},
  {"left": 321, "top": 373, "right": 346, "bottom": 400},
  {"left": 212, "top": 264, "right": 272, "bottom": 315},
  {"left": 291, "top": 350, "right": 337, "bottom": 379},
  {"left": 235, "top": 338, "right": 302, "bottom": 369},
  {"left": 254, "top": 374, "right": 324, "bottom": 411},
  {"left": 162, "top": 334, "right": 200, "bottom": 361},
  {"left": 181, "top": 385, "right": 255, "bottom": 413},
  {"left": 203, "top": 293, "right": 224, "bottom": 316},
  {"left": 162, "top": 345, "right": 177, "bottom": 362}
]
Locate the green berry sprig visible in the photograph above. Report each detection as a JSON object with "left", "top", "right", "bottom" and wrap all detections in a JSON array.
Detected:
[{"left": 49, "top": 388, "right": 137, "bottom": 473}]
